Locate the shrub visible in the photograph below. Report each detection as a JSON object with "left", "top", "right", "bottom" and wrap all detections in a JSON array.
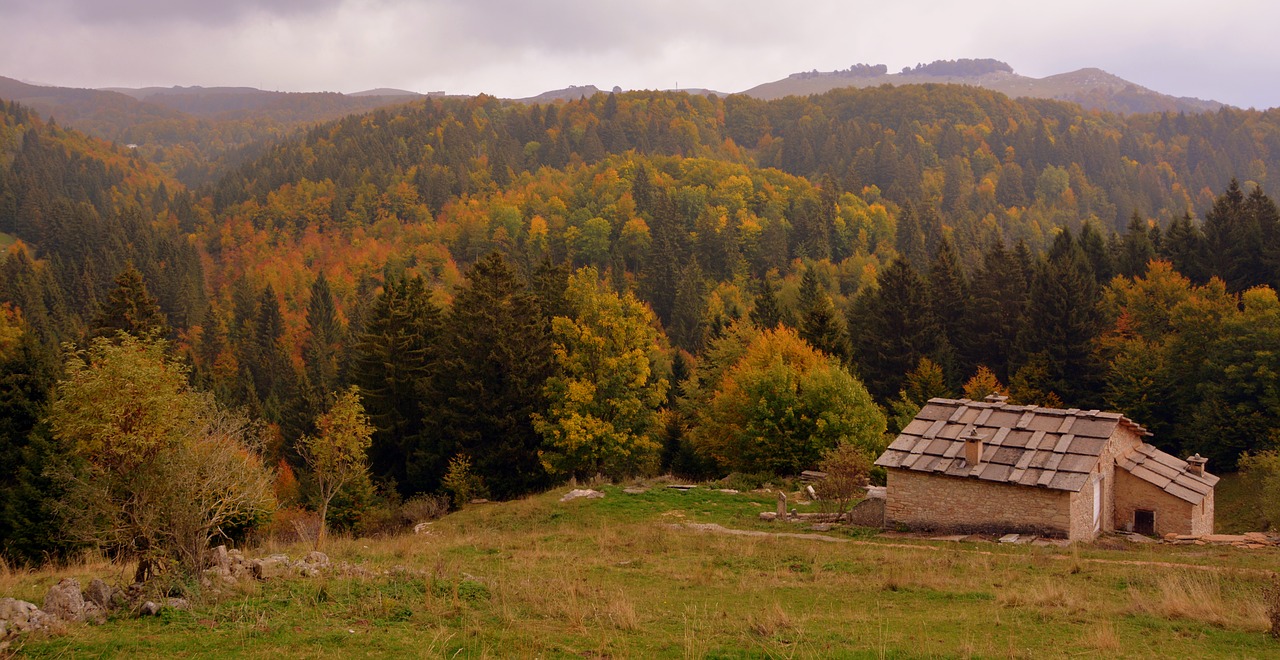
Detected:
[
  {"left": 813, "top": 443, "right": 872, "bottom": 517},
  {"left": 442, "top": 454, "right": 489, "bottom": 508}
]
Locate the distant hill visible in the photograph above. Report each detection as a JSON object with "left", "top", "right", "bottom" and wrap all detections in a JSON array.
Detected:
[
  {"left": 0, "top": 77, "right": 427, "bottom": 185},
  {"left": 513, "top": 84, "right": 604, "bottom": 104},
  {"left": 350, "top": 88, "right": 424, "bottom": 97},
  {"left": 740, "top": 59, "right": 1224, "bottom": 114}
]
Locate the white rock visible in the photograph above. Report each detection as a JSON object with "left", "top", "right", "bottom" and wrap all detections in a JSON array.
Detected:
[{"left": 560, "top": 489, "right": 605, "bottom": 502}]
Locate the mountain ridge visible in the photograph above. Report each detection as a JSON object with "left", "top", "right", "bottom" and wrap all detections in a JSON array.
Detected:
[{"left": 739, "top": 60, "right": 1224, "bottom": 114}]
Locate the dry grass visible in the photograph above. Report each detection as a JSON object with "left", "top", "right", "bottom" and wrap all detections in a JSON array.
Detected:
[
  {"left": 747, "top": 602, "right": 794, "bottom": 637},
  {"left": 1079, "top": 619, "right": 1120, "bottom": 652},
  {"left": 997, "top": 579, "right": 1082, "bottom": 613},
  {"left": 1130, "top": 570, "right": 1269, "bottom": 630}
]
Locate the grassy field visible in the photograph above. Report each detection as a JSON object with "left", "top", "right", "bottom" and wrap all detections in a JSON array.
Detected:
[{"left": 9, "top": 484, "right": 1279, "bottom": 658}]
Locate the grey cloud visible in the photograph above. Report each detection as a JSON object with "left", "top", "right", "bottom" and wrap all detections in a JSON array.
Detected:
[{"left": 0, "top": 0, "right": 344, "bottom": 25}]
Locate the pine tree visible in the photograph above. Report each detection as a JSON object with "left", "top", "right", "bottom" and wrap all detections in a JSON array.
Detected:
[
  {"left": 849, "top": 258, "right": 940, "bottom": 400},
  {"left": 964, "top": 238, "right": 1029, "bottom": 381},
  {"left": 797, "top": 267, "right": 848, "bottom": 361},
  {"left": 928, "top": 236, "right": 971, "bottom": 385},
  {"left": 749, "top": 272, "right": 783, "bottom": 330},
  {"left": 1078, "top": 220, "right": 1114, "bottom": 285},
  {"left": 1017, "top": 230, "right": 1103, "bottom": 406},
  {"left": 92, "top": 263, "right": 169, "bottom": 339},
  {"left": 1118, "top": 211, "right": 1156, "bottom": 278},
  {"left": 1161, "top": 212, "right": 1208, "bottom": 283},
  {"left": 428, "top": 253, "right": 554, "bottom": 498},
  {"left": 352, "top": 275, "right": 441, "bottom": 493},
  {"left": 894, "top": 203, "right": 928, "bottom": 269},
  {"left": 302, "top": 273, "right": 346, "bottom": 411}
]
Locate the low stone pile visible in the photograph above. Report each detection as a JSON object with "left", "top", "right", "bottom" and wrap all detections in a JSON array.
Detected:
[
  {"left": 1162, "top": 532, "right": 1279, "bottom": 548},
  {"left": 0, "top": 546, "right": 380, "bottom": 644}
]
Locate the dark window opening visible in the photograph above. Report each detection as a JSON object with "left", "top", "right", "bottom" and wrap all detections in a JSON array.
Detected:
[{"left": 1134, "top": 509, "right": 1155, "bottom": 536}]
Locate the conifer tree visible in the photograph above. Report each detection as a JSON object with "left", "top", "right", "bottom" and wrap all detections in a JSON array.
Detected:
[
  {"left": 1017, "top": 230, "right": 1103, "bottom": 406},
  {"left": 749, "top": 272, "right": 783, "bottom": 330},
  {"left": 353, "top": 275, "right": 441, "bottom": 493},
  {"left": 302, "top": 273, "right": 346, "bottom": 410},
  {"left": 797, "top": 267, "right": 848, "bottom": 361},
  {"left": 849, "top": 258, "right": 940, "bottom": 400},
  {"left": 429, "top": 253, "right": 554, "bottom": 499},
  {"left": 928, "top": 236, "right": 971, "bottom": 385},
  {"left": 92, "top": 263, "right": 169, "bottom": 339},
  {"left": 964, "top": 238, "right": 1029, "bottom": 381},
  {"left": 1119, "top": 211, "right": 1156, "bottom": 278},
  {"left": 1161, "top": 212, "right": 1208, "bottom": 283}
]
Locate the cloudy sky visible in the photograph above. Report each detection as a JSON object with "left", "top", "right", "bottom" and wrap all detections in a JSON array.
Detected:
[{"left": 3, "top": 0, "right": 1279, "bottom": 108}]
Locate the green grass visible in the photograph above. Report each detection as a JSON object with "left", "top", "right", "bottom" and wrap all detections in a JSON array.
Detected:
[
  {"left": 0, "top": 232, "right": 16, "bottom": 253},
  {"left": 1215, "top": 472, "right": 1268, "bottom": 534},
  {"left": 10, "top": 483, "right": 1280, "bottom": 658}
]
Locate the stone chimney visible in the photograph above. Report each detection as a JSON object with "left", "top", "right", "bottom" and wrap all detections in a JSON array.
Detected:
[
  {"left": 961, "top": 428, "right": 985, "bottom": 466},
  {"left": 1186, "top": 454, "right": 1207, "bottom": 477}
]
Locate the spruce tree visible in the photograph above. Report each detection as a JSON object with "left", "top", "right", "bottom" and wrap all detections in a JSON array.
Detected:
[
  {"left": 1017, "top": 230, "right": 1103, "bottom": 406},
  {"left": 849, "top": 258, "right": 940, "bottom": 400},
  {"left": 797, "top": 267, "right": 849, "bottom": 361},
  {"left": 1161, "top": 212, "right": 1208, "bottom": 283},
  {"left": 964, "top": 238, "right": 1029, "bottom": 382},
  {"left": 428, "top": 253, "right": 554, "bottom": 499},
  {"left": 352, "top": 275, "right": 441, "bottom": 493},
  {"left": 928, "top": 236, "right": 971, "bottom": 385},
  {"left": 749, "top": 272, "right": 783, "bottom": 330},
  {"left": 302, "top": 273, "right": 346, "bottom": 410},
  {"left": 92, "top": 263, "right": 169, "bottom": 339},
  {"left": 1119, "top": 211, "right": 1156, "bottom": 278}
]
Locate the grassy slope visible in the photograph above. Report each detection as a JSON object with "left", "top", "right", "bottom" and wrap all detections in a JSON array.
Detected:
[{"left": 13, "top": 485, "right": 1279, "bottom": 658}]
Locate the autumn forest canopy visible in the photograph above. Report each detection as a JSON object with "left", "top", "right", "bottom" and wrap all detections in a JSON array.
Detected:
[{"left": 2, "top": 81, "right": 1280, "bottom": 567}]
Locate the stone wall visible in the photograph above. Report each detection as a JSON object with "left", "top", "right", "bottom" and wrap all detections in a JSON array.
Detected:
[
  {"left": 1113, "top": 468, "right": 1195, "bottom": 537},
  {"left": 885, "top": 469, "right": 1072, "bottom": 537}
]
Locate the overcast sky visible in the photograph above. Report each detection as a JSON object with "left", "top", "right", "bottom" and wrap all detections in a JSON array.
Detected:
[{"left": 3, "top": 0, "right": 1279, "bottom": 109}]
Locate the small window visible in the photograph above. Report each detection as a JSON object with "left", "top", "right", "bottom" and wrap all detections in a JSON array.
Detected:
[{"left": 1134, "top": 509, "right": 1155, "bottom": 536}]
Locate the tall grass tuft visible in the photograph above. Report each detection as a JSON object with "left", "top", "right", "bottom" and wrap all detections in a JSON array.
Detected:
[{"left": 1130, "top": 571, "right": 1268, "bottom": 630}]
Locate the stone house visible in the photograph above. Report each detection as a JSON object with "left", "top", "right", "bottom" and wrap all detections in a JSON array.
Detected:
[{"left": 874, "top": 396, "right": 1216, "bottom": 541}]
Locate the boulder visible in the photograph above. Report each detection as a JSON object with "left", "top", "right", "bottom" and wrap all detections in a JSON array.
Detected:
[
  {"left": 139, "top": 601, "right": 161, "bottom": 617},
  {"left": 560, "top": 489, "right": 605, "bottom": 502},
  {"left": 251, "top": 557, "right": 289, "bottom": 580},
  {"left": 303, "top": 551, "right": 329, "bottom": 566},
  {"left": 43, "top": 578, "right": 86, "bottom": 622},
  {"left": 0, "top": 598, "right": 53, "bottom": 635},
  {"left": 165, "top": 598, "right": 190, "bottom": 611},
  {"left": 212, "top": 545, "right": 231, "bottom": 572},
  {"left": 84, "top": 578, "right": 114, "bottom": 611}
]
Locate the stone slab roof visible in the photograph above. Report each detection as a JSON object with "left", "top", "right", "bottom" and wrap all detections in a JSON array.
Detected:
[
  {"left": 875, "top": 397, "right": 1152, "bottom": 493},
  {"left": 1119, "top": 444, "right": 1217, "bottom": 505}
]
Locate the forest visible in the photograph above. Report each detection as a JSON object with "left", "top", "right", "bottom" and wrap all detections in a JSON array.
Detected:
[{"left": 1, "top": 81, "right": 1280, "bottom": 569}]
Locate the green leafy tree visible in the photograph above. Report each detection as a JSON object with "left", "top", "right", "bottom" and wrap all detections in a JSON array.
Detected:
[
  {"left": 534, "top": 267, "right": 669, "bottom": 480},
  {"left": 690, "top": 325, "right": 885, "bottom": 475},
  {"left": 298, "top": 386, "right": 373, "bottom": 549},
  {"left": 49, "top": 334, "right": 275, "bottom": 580}
]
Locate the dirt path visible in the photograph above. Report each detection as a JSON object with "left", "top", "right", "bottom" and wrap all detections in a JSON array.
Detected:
[{"left": 669, "top": 522, "right": 1278, "bottom": 578}]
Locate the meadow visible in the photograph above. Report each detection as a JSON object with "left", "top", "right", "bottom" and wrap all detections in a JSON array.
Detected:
[{"left": 7, "top": 484, "right": 1277, "bottom": 658}]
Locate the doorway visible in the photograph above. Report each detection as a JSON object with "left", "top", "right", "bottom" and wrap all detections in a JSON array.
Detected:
[{"left": 1134, "top": 509, "right": 1155, "bottom": 536}]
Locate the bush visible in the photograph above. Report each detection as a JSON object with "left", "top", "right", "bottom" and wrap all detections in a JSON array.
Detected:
[
  {"left": 813, "top": 443, "right": 872, "bottom": 517},
  {"left": 442, "top": 455, "right": 489, "bottom": 508}
]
